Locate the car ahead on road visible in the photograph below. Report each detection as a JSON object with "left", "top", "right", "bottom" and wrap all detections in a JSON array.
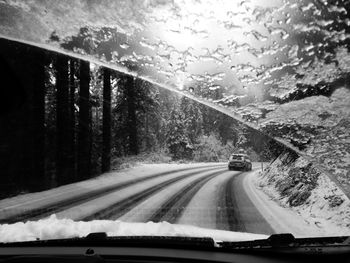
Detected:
[{"left": 228, "top": 154, "right": 252, "bottom": 171}]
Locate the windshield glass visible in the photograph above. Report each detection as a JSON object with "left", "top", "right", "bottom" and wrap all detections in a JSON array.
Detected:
[
  {"left": 230, "top": 155, "right": 244, "bottom": 160},
  {"left": 0, "top": 0, "right": 349, "bottom": 243}
]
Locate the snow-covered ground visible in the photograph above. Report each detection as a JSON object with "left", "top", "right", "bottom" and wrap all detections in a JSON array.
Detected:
[
  {"left": 0, "top": 163, "right": 270, "bottom": 243},
  {"left": 117, "top": 168, "right": 229, "bottom": 223},
  {"left": 1, "top": 162, "right": 348, "bottom": 243},
  {"left": 178, "top": 171, "right": 233, "bottom": 230},
  {"left": 0, "top": 163, "right": 224, "bottom": 221},
  {"left": 54, "top": 165, "right": 222, "bottom": 220},
  {"left": 251, "top": 158, "right": 350, "bottom": 237}
]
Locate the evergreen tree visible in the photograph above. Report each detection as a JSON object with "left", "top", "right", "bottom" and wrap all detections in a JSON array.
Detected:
[
  {"left": 166, "top": 106, "right": 192, "bottom": 159},
  {"left": 44, "top": 60, "right": 58, "bottom": 187},
  {"left": 0, "top": 40, "right": 48, "bottom": 194},
  {"left": 68, "top": 59, "right": 77, "bottom": 181},
  {"left": 135, "top": 79, "right": 161, "bottom": 152},
  {"left": 56, "top": 54, "right": 71, "bottom": 185},
  {"left": 180, "top": 96, "right": 202, "bottom": 145},
  {"left": 102, "top": 67, "right": 111, "bottom": 172},
  {"left": 112, "top": 72, "right": 161, "bottom": 156},
  {"left": 125, "top": 75, "right": 138, "bottom": 155},
  {"left": 77, "top": 60, "right": 91, "bottom": 180},
  {"left": 30, "top": 48, "right": 47, "bottom": 191}
]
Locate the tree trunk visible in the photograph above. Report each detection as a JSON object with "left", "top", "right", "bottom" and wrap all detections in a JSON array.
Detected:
[
  {"left": 0, "top": 40, "right": 47, "bottom": 194},
  {"left": 77, "top": 60, "right": 91, "bottom": 180},
  {"left": 56, "top": 55, "right": 70, "bottom": 185},
  {"left": 145, "top": 114, "right": 150, "bottom": 151},
  {"left": 69, "top": 59, "right": 76, "bottom": 181},
  {"left": 102, "top": 68, "right": 111, "bottom": 172},
  {"left": 0, "top": 40, "right": 27, "bottom": 196},
  {"left": 31, "top": 49, "right": 46, "bottom": 191},
  {"left": 126, "top": 76, "right": 138, "bottom": 155}
]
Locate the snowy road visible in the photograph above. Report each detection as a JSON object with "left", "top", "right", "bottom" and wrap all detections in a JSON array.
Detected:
[{"left": 0, "top": 163, "right": 274, "bottom": 235}]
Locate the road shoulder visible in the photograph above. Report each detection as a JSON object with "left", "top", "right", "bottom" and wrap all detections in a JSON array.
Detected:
[{"left": 242, "top": 169, "right": 325, "bottom": 237}]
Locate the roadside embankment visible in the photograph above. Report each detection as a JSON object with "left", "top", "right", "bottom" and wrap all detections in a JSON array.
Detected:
[{"left": 244, "top": 151, "right": 350, "bottom": 237}]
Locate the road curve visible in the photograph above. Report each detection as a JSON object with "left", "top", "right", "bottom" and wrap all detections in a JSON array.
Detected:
[
  {"left": 0, "top": 163, "right": 275, "bottom": 235},
  {"left": 81, "top": 167, "right": 225, "bottom": 221},
  {"left": 216, "top": 172, "right": 246, "bottom": 232},
  {"left": 178, "top": 168, "right": 275, "bottom": 234},
  {"left": 0, "top": 164, "right": 223, "bottom": 223},
  {"left": 146, "top": 169, "right": 226, "bottom": 223},
  {"left": 114, "top": 165, "right": 275, "bottom": 234}
]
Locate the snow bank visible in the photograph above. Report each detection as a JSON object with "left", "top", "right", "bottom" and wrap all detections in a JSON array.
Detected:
[
  {"left": 0, "top": 215, "right": 267, "bottom": 243},
  {"left": 256, "top": 152, "right": 350, "bottom": 236}
]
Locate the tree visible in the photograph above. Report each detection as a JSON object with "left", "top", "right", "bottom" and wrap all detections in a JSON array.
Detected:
[
  {"left": 156, "top": 89, "right": 179, "bottom": 148},
  {"left": 112, "top": 73, "right": 161, "bottom": 156},
  {"left": 134, "top": 79, "right": 161, "bottom": 152},
  {"left": 125, "top": 75, "right": 138, "bottom": 155},
  {"left": 216, "top": 114, "right": 238, "bottom": 145},
  {"left": 56, "top": 54, "right": 71, "bottom": 185},
  {"left": 112, "top": 73, "right": 128, "bottom": 157},
  {"left": 77, "top": 60, "right": 91, "bottom": 180},
  {"left": 89, "top": 66, "right": 103, "bottom": 175},
  {"left": 31, "top": 49, "right": 47, "bottom": 191},
  {"left": 113, "top": 73, "right": 139, "bottom": 156},
  {"left": 0, "top": 40, "right": 48, "bottom": 193},
  {"left": 102, "top": 67, "right": 111, "bottom": 172},
  {"left": 193, "top": 133, "right": 234, "bottom": 162},
  {"left": 68, "top": 59, "right": 77, "bottom": 181},
  {"left": 18, "top": 48, "right": 48, "bottom": 192},
  {"left": 180, "top": 96, "right": 202, "bottom": 145},
  {"left": 0, "top": 43, "right": 21, "bottom": 196},
  {"left": 44, "top": 60, "right": 58, "bottom": 187},
  {"left": 166, "top": 106, "right": 192, "bottom": 159}
]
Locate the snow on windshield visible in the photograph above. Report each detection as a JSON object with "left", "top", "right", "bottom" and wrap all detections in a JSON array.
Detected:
[
  {"left": 0, "top": 0, "right": 349, "bottom": 237},
  {"left": 0, "top": 214, "right": 267, "bottom": 243},
  {"left": 1, "top": 1, "right": 348, "bottom": 192}
]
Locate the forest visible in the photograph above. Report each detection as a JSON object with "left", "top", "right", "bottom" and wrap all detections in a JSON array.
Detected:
[{"left": 0, "top": 38, "right": 282, "bottom": 198}]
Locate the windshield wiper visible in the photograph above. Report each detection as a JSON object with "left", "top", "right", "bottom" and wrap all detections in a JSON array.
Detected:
[
  {"left": 1, "top": 232, "right": 349, "bottom": 251},
  {"left": 219, "top": 233, "right": 350, "bottom": 255},
  {"left": 1, "top": 232, "right": 349, "bottom": 262},
  {"left": 0, "top": 233, "right": 216, "bottom": 250}
]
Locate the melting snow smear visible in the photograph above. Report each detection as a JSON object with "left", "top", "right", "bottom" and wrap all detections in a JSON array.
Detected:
[
  {"left": 0, "top": 215, "right": 267, "bottom": 243},
  {"left": 0, "top": 0, "right": 349, "bottom": 196},
  {"left": 0, "top": 0, "right": 349, "bottom": 238}
]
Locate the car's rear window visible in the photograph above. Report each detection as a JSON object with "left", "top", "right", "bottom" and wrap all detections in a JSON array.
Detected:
[{"left": 231, "top": 155, "right": 244, "bottom": 160}]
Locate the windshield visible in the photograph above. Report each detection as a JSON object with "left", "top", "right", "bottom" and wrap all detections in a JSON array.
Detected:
[{"left": 0, "top": 0, "right": 349, "bottom": 243}]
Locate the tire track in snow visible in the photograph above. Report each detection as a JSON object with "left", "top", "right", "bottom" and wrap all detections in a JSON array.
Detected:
[
  {"left": 146, "top": 169, "right": 226, "bottom": 223},
  {"left": 216, "top": 172, "right": 246, "bottom": 232},
  {"left": 0, "top": 164, "right": 223, "bottom": 224},
  {"left": 81, "top": 167, "right": 225, "bottom": 221},
  {"left": 176, "top": 170, "right": 235, "bottom": 230}
]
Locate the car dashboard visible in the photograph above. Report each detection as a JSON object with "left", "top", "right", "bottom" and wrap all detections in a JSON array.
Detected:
[{"left": 0, "top": 234, "right": 349, "bottom": 263}]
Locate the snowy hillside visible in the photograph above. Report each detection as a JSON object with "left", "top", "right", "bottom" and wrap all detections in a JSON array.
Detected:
[
  {"left": 260, "top": 87, "right": 350, "bottom": 197},
  {"left": 257, "top": 151, "right": 350, "bottom": 235}
]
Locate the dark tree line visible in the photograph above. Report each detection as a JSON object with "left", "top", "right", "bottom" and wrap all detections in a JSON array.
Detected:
[
  {"left": 1, "top": 39, "right": 47, "bottom": 195},
  {"left": 0, "top": 39, "right": 117, "bottom": 198}
]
